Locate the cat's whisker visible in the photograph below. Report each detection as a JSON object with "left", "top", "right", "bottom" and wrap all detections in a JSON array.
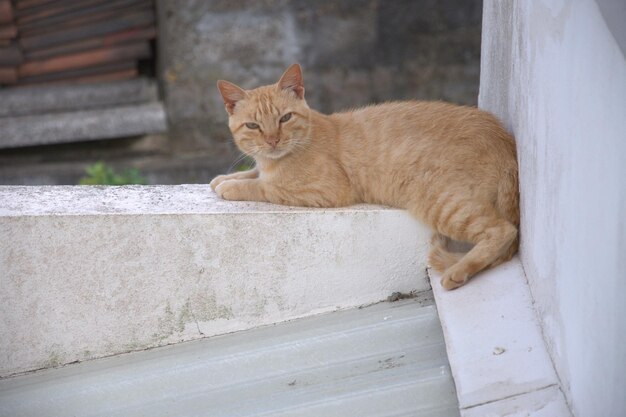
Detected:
[{"left": 226, "top": 153, "right": 250, "bottom": 173}]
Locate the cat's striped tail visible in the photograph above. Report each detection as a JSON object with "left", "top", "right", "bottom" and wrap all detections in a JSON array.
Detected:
[
  {"left": 428, "top": 232, "right": 519, "bottom": 273},
  {"left": 428, "top": 234, "right": 464, "bottom": 273},
  {"left": 428, "top": 167, "right": 520, "bottom": 274}
]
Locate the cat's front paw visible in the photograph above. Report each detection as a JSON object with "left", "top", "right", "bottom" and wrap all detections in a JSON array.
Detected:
[
  {"left": 215, "top": 179, "right": 244, "bottom": 201},
  {"left": 210, "top": 175, "right": 229, "bottom": 191}
]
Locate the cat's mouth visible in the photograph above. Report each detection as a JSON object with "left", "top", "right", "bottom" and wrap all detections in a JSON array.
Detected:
[{"left": 263, "top": 147, "right": 290, "bottom": 160}]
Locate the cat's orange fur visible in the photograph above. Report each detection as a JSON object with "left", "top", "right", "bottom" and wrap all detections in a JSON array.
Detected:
[{"left": 212, "top": 64, "right": 519, "bottom": 290}]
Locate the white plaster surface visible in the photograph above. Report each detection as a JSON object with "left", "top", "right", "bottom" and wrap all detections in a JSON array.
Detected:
[
  {"left": 480, "top": 1, "right": 626, "bottom": 416},
  {"left": 0, "top": 185, "right": 431, "bottom": 377},
  {"left": 462, "top": 385, "right": 571, "bottom": 417},
  {"left": 430, "top": 258, "right": 567, "bottom": 415}
]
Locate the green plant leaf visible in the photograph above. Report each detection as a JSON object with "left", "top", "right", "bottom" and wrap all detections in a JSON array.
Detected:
[{"left": 79, "top": 162, "right": 147, "bottom": 185}]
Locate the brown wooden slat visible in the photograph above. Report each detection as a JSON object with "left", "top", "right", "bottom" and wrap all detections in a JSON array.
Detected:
[
  {"left": 24, "top": 26, "right": 156, "bottom": 61},
  {"left": 16, "top": 0, "right": 133, "bottom": 27},
  {"left": 19, "top": 1, "right": 153, "bottom": 37},
  {"left": 0, "top": 66, "right": 17, "bottom": 84},
  {"left": 15, "top": 0, "right": 59, "bottom": 11},
  {"left": 19, "top": 42, "right": 150, "bottom": 77},
  {"left": 18, "top": 0, "right": 147, "bottom": 32},
  {"left": 0, "top": 24, "right": 17, "bottom": 40},
  {"left": 15, "top": 0, "right": 103, "bottom": 22},
  {"left": 19, "top": 10, "right": 155, "bottom": 50},
  {"left": 17, "top": 0, "right": 148, "bottom": 35},
  {"left": 17, "top": 61, "right": 136, "bottom": 85},
  {"left": 0, "top": 42, "right": 23, "bottom": 66},
  {"left": 0, "top": 0, "right": 13, "bottom": 25},
  {"left": 17, "top": 60, "right": 134, "bottom": 82},
  {"left": 28, "top": 68, "right": 139, "bottom": 86}
]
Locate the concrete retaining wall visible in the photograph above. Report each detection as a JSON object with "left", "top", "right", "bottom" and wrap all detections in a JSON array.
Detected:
[{"left": 0, "top": 185, "right": 430, "bottom": 377}]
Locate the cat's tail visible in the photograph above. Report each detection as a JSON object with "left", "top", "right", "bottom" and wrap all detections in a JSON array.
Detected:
[
  {"left": 429, "top": 164, "right": 520, "bottom": 275},
  {"left": 428, "top": 233, "right": 464, "bottom": 272},
  {"left": 428, "top": 230, "right": 519, "bottom": 273}
]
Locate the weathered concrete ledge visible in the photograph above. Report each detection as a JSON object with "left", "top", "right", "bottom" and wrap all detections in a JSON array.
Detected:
[
  {"left": 0, "top": 102, "right": 166, "bottom": 149},
  {"left": 0, "top": 185, "right": 431, "bottom": 377},
  {"left": 0, "top": 78, "right": 159, "bottom": 118},
  {"left": 430, "top": 259, "right": 572, "bottom": 417}
]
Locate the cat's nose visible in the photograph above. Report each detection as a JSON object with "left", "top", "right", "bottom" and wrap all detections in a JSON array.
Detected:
[{"left": 265, "top": 137, "right": 280, "bottom": 148}]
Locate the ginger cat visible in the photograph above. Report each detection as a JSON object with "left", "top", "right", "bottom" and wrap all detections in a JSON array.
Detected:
[{"left": 211, "top": 64, "right": 519, "bottom": 290}]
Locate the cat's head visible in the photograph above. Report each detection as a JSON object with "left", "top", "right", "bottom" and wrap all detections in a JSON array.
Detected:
[{"left": 217, "top": 64, "right": 311, "bottom": 160}]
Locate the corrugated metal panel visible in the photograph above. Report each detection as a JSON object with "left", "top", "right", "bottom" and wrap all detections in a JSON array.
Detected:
[{"left": 0, "top": 296, "right": 459, "bottom": 417}]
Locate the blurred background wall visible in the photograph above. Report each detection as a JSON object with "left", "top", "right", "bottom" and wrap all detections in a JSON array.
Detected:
[{"left": 0, "top": 0, "right": 482, "bottom": 185}]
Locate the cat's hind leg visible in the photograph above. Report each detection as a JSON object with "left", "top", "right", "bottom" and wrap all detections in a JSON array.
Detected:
[
  {"left": 437, "top": 209, "right": 517, "bottom": 290},
  {"left": 486, "top": 234, "right": 519, "bottom": 269}
]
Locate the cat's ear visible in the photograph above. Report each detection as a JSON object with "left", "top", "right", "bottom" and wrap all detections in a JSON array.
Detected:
[
  {"left": 277, "top": 64, "right": 305, "bottom": 99},
  {"left": 217, "top": 80, "right": 246, "bottom": 115}
]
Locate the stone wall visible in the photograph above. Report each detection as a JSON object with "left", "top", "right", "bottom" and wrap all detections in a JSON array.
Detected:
[
  {"left": 0, "top": 0, "right": 482, "bottom": 185},
  {"left": 158, "top": 0, "right": 482, "bottom": 159}
]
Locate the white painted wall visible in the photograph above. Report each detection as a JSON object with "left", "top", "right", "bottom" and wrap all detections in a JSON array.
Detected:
[{"left": 479, "top": 2, "right": 626, "bottom": 417}]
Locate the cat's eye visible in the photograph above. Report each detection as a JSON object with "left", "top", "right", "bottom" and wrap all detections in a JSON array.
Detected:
[
  {"left": 245, "top": 122, "right": 260, "bottom": 130},
  {"left": 280, "top": 113, "right": 292, "bottom": 123}
]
